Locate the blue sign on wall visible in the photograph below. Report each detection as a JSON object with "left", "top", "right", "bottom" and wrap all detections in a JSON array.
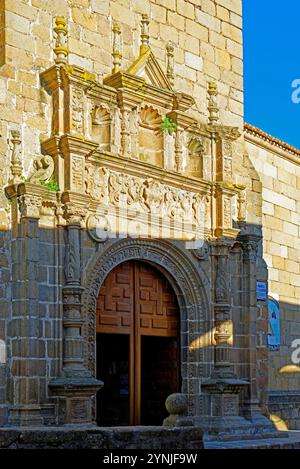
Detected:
[
  {"left": 267, "top": 297, "right": 280, "bottom": 351},
  {"left": 256, "top": 281, "right": 267, "bottom": 300}
]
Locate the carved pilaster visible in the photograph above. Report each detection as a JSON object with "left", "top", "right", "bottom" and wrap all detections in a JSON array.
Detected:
[
  {"left": 60, "top": 135, "right": 98, "bottom": 193},
  {"left": 212, "top": 242, "right": 233, "bottom": 379},
  {"left": 215, "top": 183, "right": 239, "bottom": 238},
  {"left": 201, "top": 240, "right": 248, "bottom": 435},
  {"left": 49, "top": 196, "right": 103, "bottom": 424},
  {"left": 120, "top": 107, "right": 131, "bottom": 158}
]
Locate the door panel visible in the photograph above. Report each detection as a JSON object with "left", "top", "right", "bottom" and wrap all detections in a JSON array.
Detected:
[{"left": 96, "top": 261, "right": 180, "bottom": 426}]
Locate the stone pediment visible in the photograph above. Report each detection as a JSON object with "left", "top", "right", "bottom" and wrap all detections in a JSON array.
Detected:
[{"left": 126, "top": 48, "right": 172, "bottom": 91}]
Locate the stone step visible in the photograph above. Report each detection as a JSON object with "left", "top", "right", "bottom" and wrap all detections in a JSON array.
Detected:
[{"left": 205, "top": 434, "right": 300, "bottom": 449}]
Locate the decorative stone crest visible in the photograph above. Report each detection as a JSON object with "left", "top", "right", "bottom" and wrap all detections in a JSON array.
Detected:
[{"left": 28, "top": 155, "right": 54, "bottom": 184}]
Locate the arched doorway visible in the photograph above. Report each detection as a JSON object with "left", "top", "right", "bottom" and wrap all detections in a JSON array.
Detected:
[{"left": 96, "top": 260, "right": 180, "bottom": 426}]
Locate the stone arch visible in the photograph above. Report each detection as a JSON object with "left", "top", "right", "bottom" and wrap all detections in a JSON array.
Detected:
[{"left": 82, "top": 238, "right": 210, "bottom": 381}]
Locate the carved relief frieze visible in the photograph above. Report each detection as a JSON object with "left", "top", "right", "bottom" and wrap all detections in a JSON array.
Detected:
[{"left": 85, "top": 165, "right": 209, "bottom": 230}]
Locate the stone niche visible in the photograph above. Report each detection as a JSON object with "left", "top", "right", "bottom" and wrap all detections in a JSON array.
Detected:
[
  {"left": 91, "top": 105, "right": 112, "bottom": 151},
  {"left": 139, "top": 106, "right": 163, "bottom": 166},
  {"left": 186, "top": 138, "right": 204, "bottom": 178}
]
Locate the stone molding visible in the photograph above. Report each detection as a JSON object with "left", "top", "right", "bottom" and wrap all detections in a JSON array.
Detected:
[{"left": 81, "top": 238, "right": 210, "bottom": 375}]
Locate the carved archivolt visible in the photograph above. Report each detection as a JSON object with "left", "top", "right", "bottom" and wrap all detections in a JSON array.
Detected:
[
  {"left": 85, "top": 165, "right": 208, "bottom": 226},
  {"left": 81, "top": 238, "right": 210, "bottom": 374}
]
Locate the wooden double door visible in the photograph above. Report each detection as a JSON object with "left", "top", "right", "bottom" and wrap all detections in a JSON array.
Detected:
[{"left": 96, "top": 260, "right": 180, "bottom": 426}]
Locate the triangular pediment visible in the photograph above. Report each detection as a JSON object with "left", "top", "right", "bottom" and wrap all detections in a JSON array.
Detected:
[{"left": 127, "top": 49, "right": 172, "bottom": 91}]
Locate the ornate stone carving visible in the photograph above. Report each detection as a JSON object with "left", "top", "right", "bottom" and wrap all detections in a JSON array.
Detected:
[
  {"left": 120, "top": 108, "right": 131, "bottom": 157},
  {"left": 28, "top": 155, "right": 54, "bottom": 183},
  {"left": 71, "top": 87, "right": 85, "bottom": 134},
  {"left": 53, "top": 17, "right": 68, "bottom": 65},
  {"left": 84, "top": 166, "right": 208, "bottom": 228},
  {"left": 71, "top": 156, "right": 84, "bottom": 192},
  {"left": 112, "top": 22, "right": 122, "bottom": 74},
  {"left": 18, "top": 194, "right": 42, "bottom": 219},
  {"left": 215, "top": 261, "right": 229, "bottom": 303},
  {"left": 242, "top": 238, "right": 259, "bottom": 263},
  {"left": 140, "top": 13, "right": 150, "bottom": 54},
  {"left": 166, "top": 42, "right": 174, "bottom": 87},
  {"left": 82, "top": 238, "right": 209, "bottom": 374},
  {"left": 207, "top": 82, "right": 219, "bottom": 125},
  {"left": 9, "top": 130, "right": 23, "bottom": 184},
  {"left": 237, "top": 189, "right": 246, "bottom": 222}
]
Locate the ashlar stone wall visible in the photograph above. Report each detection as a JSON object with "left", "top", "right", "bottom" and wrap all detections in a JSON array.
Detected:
[{"left": 245, "top": 127, "right": 300, "bottom": 428}]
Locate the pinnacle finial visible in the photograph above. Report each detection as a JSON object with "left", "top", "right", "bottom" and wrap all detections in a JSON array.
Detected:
[
  {"left": 53, "top": 17, "right": 68, "bottom": 65},
  {"left": 166, "top": 41, "right": 174, "bottom": 87},
  {"left": 9, "top": 130, "right": 23, "bottom": 184},
  {"left": 140, "top": 13, "right": 150, "bottom": 55},
  {"left": 112, "top": 22, "right": 122, "bottom": 73},
  {"left": 207, "top": 82, "right": 219, "bottom": 125}
]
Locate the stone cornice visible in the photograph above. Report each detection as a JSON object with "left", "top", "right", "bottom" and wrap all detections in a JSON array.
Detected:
[
  {"left": 89, "top": 148, "right": 213, "bottom": 195},
  {"left": 244, "top": 122, "right": 300, "bottom": 166}
]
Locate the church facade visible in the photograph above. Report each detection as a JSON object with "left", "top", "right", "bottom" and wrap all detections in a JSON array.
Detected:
[{"left": 0, "top": 0, "right": 299, "bottom": 440}]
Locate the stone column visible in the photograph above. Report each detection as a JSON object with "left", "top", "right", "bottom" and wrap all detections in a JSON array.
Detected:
[
  {"left": 8, "top": 186, "right": 44, "bottom": 426},
  {"left": 239, "top": 231, "right": 275, "bottom": 430},
  {"left": 49, "top": 199, "right": 103, "bottom": 425},
  {"left": 201, "top": 240, "right": 249, "bottom": 434}
]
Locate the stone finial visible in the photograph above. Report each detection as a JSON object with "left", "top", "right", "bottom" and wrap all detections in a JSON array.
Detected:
[
  {"left": 207, "top": 82, "right": 219, "bottom": 125},
  {"left": 163, "top": 393, "right": 194, "bottom": 427},
  {"left": 140, "top": 13, "right": 150, "bottom": 55},
  {"left": 166, "top": 41, "right": 174, "bottom": 87},
  {"left": 112, "top": 22, "right": 122, "bottom": 74},
  {"left": 9, "top": 130, "right": 23, "bottom": 184},
  {"left": 53, "top": 17, "right": 68, "bottom": 65}
]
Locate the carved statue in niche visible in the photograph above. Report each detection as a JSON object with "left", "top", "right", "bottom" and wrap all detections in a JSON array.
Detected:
[
  {"left": 91, "top": 105, "right": 112, "bottom": 151},
  {"left": 186, "top": 138, "right": 204, "bottom": 178},
  {"left": 138, "top": 105, "right": 163, "bottom": 167}
]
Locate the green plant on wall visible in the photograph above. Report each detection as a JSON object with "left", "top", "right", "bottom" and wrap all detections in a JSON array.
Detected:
[
  {"left": 160, "top": 116, "right": 177, "bottom": 135},
  {"left": 39, "top": 178, "right": 60, "bottom": 192}
]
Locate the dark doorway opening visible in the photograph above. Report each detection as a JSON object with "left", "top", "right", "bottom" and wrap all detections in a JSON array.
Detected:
[
  {"left": 141, "top": 336, "right": 180, "bottom": 426},
  {"left": 96, "top": 333, "right": 130, "bottom": 426}
]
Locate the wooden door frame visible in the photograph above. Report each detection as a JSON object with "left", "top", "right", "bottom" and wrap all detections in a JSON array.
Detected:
[{"left": 96, "top": 260, "right": 180, "bottom": 426}]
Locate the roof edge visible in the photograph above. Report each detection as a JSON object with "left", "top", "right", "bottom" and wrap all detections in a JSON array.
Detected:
[{"left": 244, "top": 122, "right": 300, "bottom": 158}]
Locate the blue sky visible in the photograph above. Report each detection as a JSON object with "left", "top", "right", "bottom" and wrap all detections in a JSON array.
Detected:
[{"left": 243, "top": 0, "right": 300, "bottom": 148}]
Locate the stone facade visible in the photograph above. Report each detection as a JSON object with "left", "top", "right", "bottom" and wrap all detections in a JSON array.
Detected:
[
  {"left": 0, "top": 0, "right": 298, "bottom": 444},
  {"left": 245, "top": 124, "right": 300, "bottom": 430}
]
